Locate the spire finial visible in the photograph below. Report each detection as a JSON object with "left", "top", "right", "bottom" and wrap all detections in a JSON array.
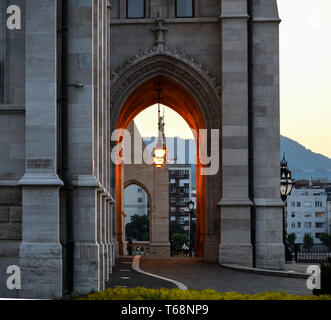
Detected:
[{"left": 152, "top": 9, "right": 168, "bottom": 52}]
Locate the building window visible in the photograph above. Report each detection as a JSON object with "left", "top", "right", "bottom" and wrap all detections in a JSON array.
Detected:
[
  {"left": 304, "top": 212, "right": 312, "bottom": 218},
  {"left": 315, "top": 222, "right": 325, "bottom": 229},
  {"left": 127, "top": 0, "right": 145, "bottom": 18},
  {"left": 176, "top": 0, "right": 194, "bottom": 18},
  {"left": 315, "top": 201, "right": 323, "bottom": 207},
  {"left": 304, "top": 202, "right": 312, "bottom": 207},
  {"left": 297, "top": 202, "right": 301, "bottom": 207},
  {"left": 291, "top": 212, "right": 295, "bottom": 218},
  {"left": 137, "top": 188, "right": 143, "bottom": 193},
  {"left": 138, "top": 198, "right": 143, "bottom": 203},
  {"left": 291, "top": 202, "right": 295, "bottom": 207},
  {"left": 291, "top": 222, "right": 295, "bottom": 228},
  {"left": 296, "top": 222, "right": 301, "bottom": 228},
  {"left": 315, "top": 212, "right": 324, "bottom": 218},
  {"left": 304, "top": 222, "right": 312, "bottom": 228}
]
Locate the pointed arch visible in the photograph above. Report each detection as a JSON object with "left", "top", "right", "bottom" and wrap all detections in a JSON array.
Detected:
[{"left": 111, "top": 49, "right": 222, "bottom": 259}]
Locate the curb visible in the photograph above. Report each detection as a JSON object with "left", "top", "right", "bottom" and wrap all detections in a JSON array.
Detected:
[
  {"left": 220, "top": 264, "right": 310, "bottom": 279},
  {"left": 132, "top": 256, "right": 188, "bottom": 290}
]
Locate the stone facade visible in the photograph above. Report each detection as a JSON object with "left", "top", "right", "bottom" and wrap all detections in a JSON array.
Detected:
[{"left": 0, "top": 0, "right": 284, "bottom": 299}]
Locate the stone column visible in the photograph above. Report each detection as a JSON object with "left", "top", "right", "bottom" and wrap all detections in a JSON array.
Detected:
[
  {"left": 19, "top": 0, "right": 63, "bottom": 298},
  {"left": 149, "top": 166, "right": 170, "bottom": 257},
  {"left": 252, "top": 0, "right": 284, "bottom": 270},
  {"left": 218, "top": 0, "right": 253, "bottom": 267},
  {"left": 67, "top": 0, "right": 103, "bottom": 293},
  {"left": 72, "top": 179, "right": 100, "bottom": 293}
]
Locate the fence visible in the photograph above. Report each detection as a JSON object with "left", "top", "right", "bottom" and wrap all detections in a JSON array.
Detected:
[{"left": 292, "top": 247, "right": 331, "bottom": 263}]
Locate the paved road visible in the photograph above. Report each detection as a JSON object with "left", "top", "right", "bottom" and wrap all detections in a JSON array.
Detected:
[
  {"left": 109, "top": 257, "right": 176, "bottom": 289},
  {"left": 140, "top": 257, "right": 312, "bottom": 295}
]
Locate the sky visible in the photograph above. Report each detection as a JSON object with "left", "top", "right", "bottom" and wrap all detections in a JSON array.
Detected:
[
  {"left": 135, "top": 1, "right": 331, "bottom": 158},
  {"left": 277, "top": 0, "right": 331, "bottom": 158}
]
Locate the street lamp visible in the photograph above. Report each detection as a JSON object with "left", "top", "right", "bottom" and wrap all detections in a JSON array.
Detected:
[
  {"left": 187, "top": 200, "right": 195, "bottom": 257},
  {"left": 280, "top": 153, "right": 294, "bottom": 261},
  {"left": 153, "top": 146, "right": 166, "bottom": 168},
  {"left": 280, "top": 153, "right": 293, "bottom": 202}
]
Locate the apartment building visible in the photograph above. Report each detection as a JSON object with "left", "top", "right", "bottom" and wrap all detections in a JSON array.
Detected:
[{"left": 286, "top": 188, "right": 328, "bottom": 244}]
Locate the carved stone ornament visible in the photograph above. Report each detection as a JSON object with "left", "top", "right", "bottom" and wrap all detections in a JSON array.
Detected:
[{"left": 110, "top": 45, "right": 217, "bottom": 90}]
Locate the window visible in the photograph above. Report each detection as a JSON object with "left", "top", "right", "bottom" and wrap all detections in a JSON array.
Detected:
[
  {"left": 291, "top": 202, "right": 295, "bottom": 207},
  {"left": 291, "top": 222, "right": 295, "bottom": 228},
  {"left": 315, "top": 201, "right": 323, "bottom": 207},
  {"left": 176, "top": 0, "right": 194, "bottom": 17},
  {"left": 315, "top": 222, "right": 325, "bottom": 229},
  {"left": 137, "top": 188, "right": 143, "bottom": 193},
  {"left": 127, "top": 0, "right": 145, "bottom": 18},
  {"left": 138, "top": 198, "right": 143, "bottom": 203},
  {"left": 291, "top": 212, "right": 295, "bottom": 218},
  {"left": 304, "top": 202, "right": 312, "bottom": 207},
  {"left": 296, "top": 222, "right": 301, "bottom": 228},
  {"left": 170, "top": 207, "right": 176, "bottom": 212},
  {"left": 304, "top": 222, "right": 312, "bottom": 228},
  {"left": 304, "top": 212, "right": 312, "bottom": 218},
  {"left": 315, "top": 212, "right": 324, "bottom": 218},
  {"left": 297, "top": 202, "right": 301, "bottom": 207},
  {"left": 316, "top": 233, "right": 323, "bottom": 239},
  {"left": 170, "top": 197, "right": 176, "bottom": 203}
]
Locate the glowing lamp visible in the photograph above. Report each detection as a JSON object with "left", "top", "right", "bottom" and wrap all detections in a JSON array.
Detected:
[{"left": 153, "top": 147, "right": 166, "bottom": 168}]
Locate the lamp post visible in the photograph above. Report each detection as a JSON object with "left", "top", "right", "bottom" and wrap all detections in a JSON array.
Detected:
[
  {"left": 280, "top": 153, "right": 294, "bottom": 260},
  {"left": 188, "top": 200, "right": 195, "bottom": 257}
]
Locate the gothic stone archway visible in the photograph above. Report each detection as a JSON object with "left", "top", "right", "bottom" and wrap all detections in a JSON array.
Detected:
[
  {"left": 121, "top": 121, "right": 170, "bottom": 256},
  {"left": 110, "top": 49, "right": 222, "bottom": 261}
]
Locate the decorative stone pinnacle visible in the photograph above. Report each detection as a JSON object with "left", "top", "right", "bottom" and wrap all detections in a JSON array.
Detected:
[{"left": 152, "top": 9, "right": 168, "bottom": 52}]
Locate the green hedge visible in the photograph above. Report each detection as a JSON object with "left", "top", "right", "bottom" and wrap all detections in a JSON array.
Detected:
[{"left": 77, "top": 287, "right": 331, "bottom": 300}]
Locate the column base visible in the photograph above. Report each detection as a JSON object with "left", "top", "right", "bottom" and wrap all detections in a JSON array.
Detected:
[
  {"left": 219, "top": 243, "right": 253, "bottom": 267},
  {"left": 149, "top": 243, "right": 171, "bottom": 257},
  {"left": 19, "top": 242, "right": 63, "bottom": 299},
  {"left": 255, "top": 243, "right": 285, "bottom": 270},
  {"left": 73, "top": 241, "right": 99, "bottom": 294}
]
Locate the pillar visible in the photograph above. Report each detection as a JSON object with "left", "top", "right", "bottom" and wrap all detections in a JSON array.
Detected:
[
  {"left": 19, "top": 0, "right": 63, "bottom": 298},
  {"left": 218, "top": 0, "right": 253, "bottom": 267}
]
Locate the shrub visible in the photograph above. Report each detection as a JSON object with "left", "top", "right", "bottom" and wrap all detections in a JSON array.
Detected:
[
  {"left": 77, "top": 287, "right": 331, "bottom": 301},
  {"left": 303, "top": 233, "right": 314, "bottom": 251},
  {"left": 314, "top": 257, "right": 331, "bottom": 295}
]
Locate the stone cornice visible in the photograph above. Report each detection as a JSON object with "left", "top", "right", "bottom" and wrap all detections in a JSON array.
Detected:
[
  {"left": 220, "top": 14, "right": 250, "bottom": 20},
  {"left": 18, "top": 173, "right": 64, "bottom": 187},
  {"left": 110, "top": 17, "right": 219, "bottom": 25},
  {"left": 218, "top": 198, "right": 253, "bottom": 207},
  {"left": 71, "top": 175, "right": 101, "bottom": 188}
]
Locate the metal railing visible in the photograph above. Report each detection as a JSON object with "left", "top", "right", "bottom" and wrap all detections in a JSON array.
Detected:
[
  {"left": 291, "top": 246, "right": 331, "bottom": 263},
  {"left": 125, "top": 241, "right": 150, "bottom": 256}
]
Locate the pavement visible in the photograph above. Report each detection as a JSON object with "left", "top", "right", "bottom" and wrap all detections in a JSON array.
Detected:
[
  {"left": 139, "top": 257, "right": 312, "bottom": 295},
  {"left": 109, "top": 257, "right": 176, "bottom": 289}
]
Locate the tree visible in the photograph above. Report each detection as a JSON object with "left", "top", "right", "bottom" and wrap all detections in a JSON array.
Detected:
[
  {"left": 125, "top": 214, "right": 149, "bottom": 241},
  {"left": 169, "top": 223, "right": 184, "bottom": 240},
  {"left": 171, "top": 233, "right": 189, "bottom": 250},
  {"left": 288, "top": 233, "right": 296, "bottom": 246},
  {"left": 303, "top": 233, "right": 314, "bottom": 251},
  {"left": 319, "top": 233, "right": 331, "bottom": 251}
]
